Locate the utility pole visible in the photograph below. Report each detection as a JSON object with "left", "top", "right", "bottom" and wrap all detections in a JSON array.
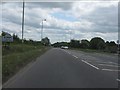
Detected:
[
  {"left": 117, "top": 40, "right": 119, "bottom": 54},
  {"left": 22, "top": 1, "right": 25, "bottom": 43}
]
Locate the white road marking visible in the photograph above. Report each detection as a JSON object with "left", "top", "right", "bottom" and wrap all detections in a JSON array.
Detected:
[
  {"left": 116, "top": 79, "right": 120, "bottom": 82},
  {"left": 99, "top": 62, "right": 118, "bottom": 65},
  {"left": 86, "top": 60, "right": 118, "bottom": 65},
  {"left": 106, "top": 62, "right": 118, "bottom": 64},
  {"left": 81, "top": 60, "right": 99, "bottom": 70},
  {"left": 101, "top": 69, "right": 120, "bottom": 72},
  {"left": 99, "top": 64, "right": 120, "bottom": 67},
  {"left": 72, "top": 55, "right": 78, "bottom": 58},
  {"left": 62, "top": 49, "right": 71, "bottom": 55},
  {"left": 68, "top": 52, "right": 71, "bottom": 54}
]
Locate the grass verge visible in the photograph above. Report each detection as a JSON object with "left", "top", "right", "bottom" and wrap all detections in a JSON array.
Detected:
[
  {"left": 70, "top": 48, "right": 117, "bottom": 55},
  {"left": 2, "top": 44, "right": 50, "bottom": 83}
]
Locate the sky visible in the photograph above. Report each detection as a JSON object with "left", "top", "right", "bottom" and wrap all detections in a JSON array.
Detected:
[{"left": 1, "top": 1, "right": 118, "bottom": 44}]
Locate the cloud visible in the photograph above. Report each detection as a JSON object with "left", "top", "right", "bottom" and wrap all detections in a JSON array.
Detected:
[
  {"left": 26, "top": 2, "right": 73, "bottom": 10},
  {"left": 1, "top": 1, "right": 118, "bottom": 43}
]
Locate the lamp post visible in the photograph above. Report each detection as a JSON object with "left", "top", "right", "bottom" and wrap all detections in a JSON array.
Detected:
[
  {"left": 41, "top": 19, "right": 46, "bottom": 41},
  {"left": 69, "top": 30, "right": 72, "bottom": 42}
]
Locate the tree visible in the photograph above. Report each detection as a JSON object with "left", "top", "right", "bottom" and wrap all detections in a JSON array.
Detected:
[
  {"left": 12, "top": 33, "right": 21, "bottom": 43},
  {"left": 109, "top": 41, "right": 116, "bottom": 46},
  {"left": 41, "top": 37, "right": 50, "bottom": 46},
  {"left": 105, "top": 41, "right": 109, "bottom": 46},
  {"left": 70, "top": 39, "right": 80, "bottom": 48},
  {"left": 80, "top": 39, "right": 90, "bottom": 49},
  {"left": 2, "top": 31, "right": 6, "bottom": 36},
  {"left": 13, "top": 33, "right": 20, "bottom": 41},
  {"left": 52, "top": 42, "right": 60, "bottom": 47},
  {"left": 90, "top": 37, "right": 105, "bottom": 50},
  {"left": 105, "top": 41, "right": 117, "bottom": 53},
  {"left": 52, "top": 42, "right": 69, "bottom": 47}
]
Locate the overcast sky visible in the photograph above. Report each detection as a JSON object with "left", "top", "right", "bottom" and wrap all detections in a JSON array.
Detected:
[{"left": 1, "top": 1, "right": 118, "bottom": 43}]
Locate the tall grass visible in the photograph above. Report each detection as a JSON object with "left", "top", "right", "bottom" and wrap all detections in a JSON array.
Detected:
[{"left": 2, "top": 44, "right": 49, "bottom": 83}]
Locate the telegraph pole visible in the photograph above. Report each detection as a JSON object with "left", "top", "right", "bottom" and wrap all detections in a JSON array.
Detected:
[
  {"left": 22, "top": 1, "right": 25, "bottom": 43},
  {"left": 117, "top": 40, "right": 119, "bottom": 54}
]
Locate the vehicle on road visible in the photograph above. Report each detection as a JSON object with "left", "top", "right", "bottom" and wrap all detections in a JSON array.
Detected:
[{"left": 61, "top": 46, "right": 68, "bottom": 49}]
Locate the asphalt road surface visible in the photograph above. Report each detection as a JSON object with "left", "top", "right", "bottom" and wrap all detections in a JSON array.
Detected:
[{"left": 3, "top": 48, "right": 119, "bottom": 88}]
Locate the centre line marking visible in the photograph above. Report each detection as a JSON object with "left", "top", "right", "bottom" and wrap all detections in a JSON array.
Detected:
[
  {"left": 99, "top": 64, "right": 120, "bottom": 67},
  {"left": 116, "top": 79, "right": 120, "bottom": 82},
  {"left": 101, "top": 69, "right": 120, "bottom": 72},
  {"left": 81, "top": 60, "right": 99, "bottom": 70},
  {"left": 72, "top": 55, "right": 78, "bottom": 58}
]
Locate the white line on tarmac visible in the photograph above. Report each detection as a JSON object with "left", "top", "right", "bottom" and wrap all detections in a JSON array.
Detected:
[
  {"left": 62, "top": 50, "right": 71, "bottom": 55},
  {"left": 67, "top": 52, "right": 71, "bottom": 54},
  {"left": 99, "top": 64, "right": 120, "bottom": 67},
  {"left": 72, "top": 55, "right": 78, "bottom": 58},
  {"left": 85, "top": 60, "right": 117, "bottom": 64},
  {"left": 87, "top": 60, "right": 118, "bottom": 65},
  {"left": 116, "top": 79, "right": 120, "bottom": 82},
  {"left": 81, "top": 60, "right": 99, "bottom": 70},
  {"left": 101, "top": 69, "right": 120, "bottom": 72}
]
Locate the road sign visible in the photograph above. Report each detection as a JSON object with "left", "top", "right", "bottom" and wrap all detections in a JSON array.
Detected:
[{"left": 2, "top": 34, "right": 13, "bottom": 42}]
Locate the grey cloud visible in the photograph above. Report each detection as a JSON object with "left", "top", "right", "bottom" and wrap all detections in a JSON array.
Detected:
[
  {"left": 92, "top": 24, "right": 118, "bottom": 33},
  {"left": 2, "top": 17, "right": 22, "bottom": 26},
  {"left": 2, "top": 2, "right": 73, "bottom": 10},
  {"left": 2, "top": 2, "right": 22, "bottom": 8},
  {"left": 44, "top": 29, "right": 71, "bottom": 35},
  {"left": 2, "top": 27, "right": 21, "bottom": 37},
  {"left": 2, "top": 27, "right": 14, "bottom": 34},
  {"left": 2, "top": 2, "right": 118, "bottom": 43},
  {"left": 80, "top": 5, "right": 118, "bottom": 33},
  {"left": 2, "top": 3, "right": 23, "bottom": 25},
  {"left": 2, "top": 4, "right": 70, "bottom": 31},
  {"left": 26, "top": 2, "right": 73, "bottom": 10}
]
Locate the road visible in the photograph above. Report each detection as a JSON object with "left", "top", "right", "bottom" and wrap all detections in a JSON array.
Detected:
[{"left": 3, "top": 48, "right": 119, "bottom": 88}]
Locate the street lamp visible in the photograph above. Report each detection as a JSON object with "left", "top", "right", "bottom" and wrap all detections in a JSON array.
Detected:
[
  {"left": 40, "top": 19, "right": 46, "bottom": 41},
  {"left": 69, "top": 30, "right": 72, "bottom": 41}
]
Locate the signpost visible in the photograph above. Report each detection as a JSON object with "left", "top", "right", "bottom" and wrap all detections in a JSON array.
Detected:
[
  {"left": 2, "top": 34, "right": 13, "bottom": 42},
  {"left": 2, "top": 33, "right": 13, "bottom": 49}
]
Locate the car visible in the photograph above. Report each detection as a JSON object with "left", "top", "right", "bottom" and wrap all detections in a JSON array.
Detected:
[{"left": 61, "top": 46, "right": 68, "bottom": 49}]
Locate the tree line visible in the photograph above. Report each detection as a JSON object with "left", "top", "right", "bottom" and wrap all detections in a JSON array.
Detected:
[
  {"left": 1, "top": 31, "right": 50, "bottom": 46},
  {"left": 52, "top": 37, "right": 119, "bottom": 53},
  {"left": 1, "top": 31, "right": 119, "bottom": 53}
]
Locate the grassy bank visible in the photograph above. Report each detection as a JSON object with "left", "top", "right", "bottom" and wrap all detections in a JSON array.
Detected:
[
  {"left": 70, "top": 48, "right": 117, "bottom": 55},
  {"left": 2, "top": 44, "right": 50, "bottom": 83}
]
